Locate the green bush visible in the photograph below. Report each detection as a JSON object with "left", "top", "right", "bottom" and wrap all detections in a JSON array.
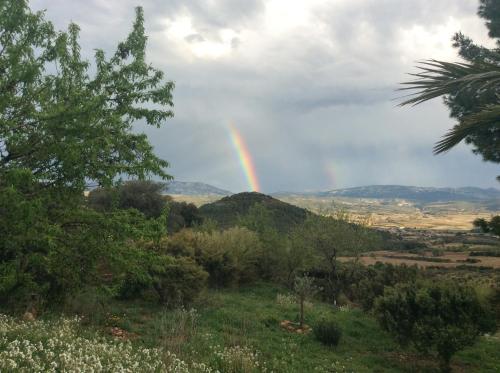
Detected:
[
  {"left": 165, "top": 227, "right": 261, "bottom": 287},
  {"left": 153, "top": 257, "right": 208, "bottom": 306},
  {"left": 313, "top": 317, "right": 342, "bottom": 347},
  {"left": 473, "top": 216, "right": 500, "bottom": 235},
  {"left": 63, "top": 287, "right": 111, "bottom": 325},
  {"left": 119, "top": 249, "right": 208, "bottom": 307},
  {"left": 167, "top": 201, "right": 203, "bottom": 233},
  {"left": 0, "top": 171, "right": 152, "bottom": 309},
  {"left": 351, "top": 262, "right": 419, "bottom": 311},
  {"left": 166, "top": 230, "right": 198, "bottom": 257},
  {"left": 88, "top": 181, "right": 166, "bottom": 219},
  {"left": 375, "top": 281, "right": 497, "bottom": 372},
  {"left": 237, "top": 203, "right": 289, "bottom": 280}
]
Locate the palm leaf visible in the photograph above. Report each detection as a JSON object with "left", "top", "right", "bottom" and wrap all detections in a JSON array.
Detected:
[
  {"left": 399, "top": 60, "right": 500, "bottom": 106},
  {"left": 399, "top": 59, "right": 500, "bottom": 154},
  {"left": 434, "top": 104, "right": 500, "bottom": 154}
]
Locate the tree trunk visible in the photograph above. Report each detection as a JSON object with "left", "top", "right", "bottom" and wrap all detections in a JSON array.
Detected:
[
  {"left": 439, "top": 355, "right": 452, "bottom": 373},
  {"left": 299, "top": 296, "right": 304, "bottom": 327}
]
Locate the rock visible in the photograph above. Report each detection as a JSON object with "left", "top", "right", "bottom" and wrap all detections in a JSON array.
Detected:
[{"left": 22, "top": 312, "right": 36, "bottom": 322}]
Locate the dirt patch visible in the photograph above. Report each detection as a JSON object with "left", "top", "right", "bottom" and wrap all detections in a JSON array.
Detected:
[
  {"left": 280, "top": 320, "right": 312, "bottom": 334},
  {"left": 340, "top": 251, "right": 500, "bottom": 269},
  {"left": 108, "top": 327, "right": 138, "bottom": 340}
]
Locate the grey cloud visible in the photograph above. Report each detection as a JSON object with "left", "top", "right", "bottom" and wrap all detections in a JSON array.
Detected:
[
  {"left": 231, "top": 37, "right": 240, "bottom": 49},
  {"left": 185, "top": 34, "right": 205, "bottom": 43},
  {"left": 30, "top": 0, "right": 499, "bottom": 192}
]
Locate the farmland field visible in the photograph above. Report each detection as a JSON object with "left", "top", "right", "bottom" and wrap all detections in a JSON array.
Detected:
[
  {"left": 275, "top": 195, "right": 500, "bottom": 231},
  {"left": 343, "top": 250, "right": 500, "bottom": 269},
  {"left": 171, "top": 194, "right": 500, "bottom": 231}
]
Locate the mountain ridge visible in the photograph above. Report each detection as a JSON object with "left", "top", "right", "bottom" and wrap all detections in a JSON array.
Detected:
[
  {"left": 318, "top": 185, "right": 500, "bottom": 202},
  {"left": 164, "top": 181, "right": 500, "bottom": 203},
  {"left": 164, "top": 181, "right": 232, "bottom": 196}
]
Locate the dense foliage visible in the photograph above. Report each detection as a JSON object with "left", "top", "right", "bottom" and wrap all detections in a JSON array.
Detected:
[
  {"left": 349, "top": 262, "right": 419, "bottom": 311},
  {"left": 473, "top": 215, "right": 500, "bottom": 235},
  {"left": 165, "top": 227, "right": 262, "bottom": 287},
  {"left": 0, "top": 1, "right": 173, "bottom": 189},
  {"left": 0, "top": 1, "right": 176, "bottom": 309},
  {"left": 89, "top": 181, "right": 167, "bottom": 218},
  {"left": 88, "top": 180, "right": 203, "bottom": 233},
  {"left": 313, "top": 317, "right": 342, "bottom": 347},
  {"left": 199, "top": 192, "right": 309, "bottom": 232},
  {"left": 375, "top": 281, "right": 497, "bottom": 372}
]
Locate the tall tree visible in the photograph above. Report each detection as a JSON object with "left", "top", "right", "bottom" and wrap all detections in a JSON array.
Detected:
[
  {"left": 0, "top": 1, "right": 174, "bottom": 306},
  {"left": 400, "top": 0, "right": 500, "bottom": 175},
  {"left": 0, "top": 1, "right": 174, "bottom": 193}
]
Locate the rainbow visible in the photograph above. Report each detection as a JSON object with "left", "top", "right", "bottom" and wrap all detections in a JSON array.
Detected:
[
  {"left": 228, "top": 123, "right": 261, "bottom": 192},
  {"left": 324, "top": 162, "right": 337, "bottom": 189}
]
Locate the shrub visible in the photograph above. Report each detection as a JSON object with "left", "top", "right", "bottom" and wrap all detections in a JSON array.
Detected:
[
  {"left": 0, "top": 171, "right": 154, "bottom": 309},
  {"left": 119, "top": 249, "right": 208, "bottom": 307},
  {"left": 88, "top": 180, "right": 166, "bottom": 218},
  {"left": 167, "top": 201, "right": 203, "bottom": 233},
  {"left": 63, "top": 287, "right": 111, "bottom": 325},
  {"left": 351, "top": 262, "right": 419, "bottom": 311},
  {"left": 375, "top": 281, "right": 497, "bottom": 372},
  {"left": 237, "top": 203, "right": 289, "bottom": 280},
  {"left": 153, "top": 257, "right": 208, "bottom": 306},
  {"left": 313, "top": 317, "right": 342, "bottom": 347},
  {"left": 295, "top": 215, "right": 380, "bottom": 303},
  {"left": 167, "top": 227, "right": 262, "bottom": 287},
  {"left": 166, "top": 229, "right": 198, "bottom": 257},
  {"left": 473, "top": 216, "right": 500, "bottom": 235}
]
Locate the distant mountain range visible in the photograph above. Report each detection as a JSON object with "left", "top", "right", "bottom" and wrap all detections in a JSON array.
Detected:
[
  {"left": 164, "top": 181, "right": 232, "bottom": 196},
  {"left": 275, "top": 185, "right": 500, "bottom": 203},
  {"left": 165, "top": 181, "right": 500, "bottom": 203}
]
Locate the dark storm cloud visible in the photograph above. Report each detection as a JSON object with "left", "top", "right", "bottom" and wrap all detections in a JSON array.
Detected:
[{"left": 31, "top": 0, "right": 499, "bottom": 192}]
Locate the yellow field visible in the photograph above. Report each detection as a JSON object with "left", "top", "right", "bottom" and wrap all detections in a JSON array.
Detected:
[
  {"left": 356, "top": 212, "right": 496, "bottom": 230},
  {"left": 341, "top": 250, "right": 500, "bottom": 269},
  {"left": 275, "top": 195, "right": 500, "bottom": 231},
  {"left": 169, "top": 193, "right": 500, "bottom": 231},
  {"left": 168, "top": 194, "right": 223, "bottom": 206}
]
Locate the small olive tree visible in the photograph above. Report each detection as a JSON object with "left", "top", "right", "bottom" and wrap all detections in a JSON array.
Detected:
[
  {"left": 294, "top": 275, "right": 319, "bottom": 327},
  {"left": 295, "top": 214, "right": 378, "bottom": 303}
]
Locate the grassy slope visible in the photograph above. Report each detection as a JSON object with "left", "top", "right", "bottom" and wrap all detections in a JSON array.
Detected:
[{"left": 102, "top": 284, "right": 500, "bottom": 373}]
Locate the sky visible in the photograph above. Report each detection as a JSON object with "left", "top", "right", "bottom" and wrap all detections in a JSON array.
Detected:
[{"left": 33, "top": 0, "right": 500, "bottom": 193}]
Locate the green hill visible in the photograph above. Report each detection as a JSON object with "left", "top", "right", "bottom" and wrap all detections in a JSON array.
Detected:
[{"left": 199, "top": 192, "right": 309, "bottom": 232}]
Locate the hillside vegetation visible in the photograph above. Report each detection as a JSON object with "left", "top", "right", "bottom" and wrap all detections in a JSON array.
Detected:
[{"left": 199, "top": 192, "right": 310, "bottom": 232}]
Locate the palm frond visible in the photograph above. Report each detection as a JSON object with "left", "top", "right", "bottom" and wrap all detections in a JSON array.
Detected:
[
  {"left": 399, "top": 60, "right": 500, "bottom": 106},
  {"left": 434, "top": 104, "right": 500, "bottom": 154}
]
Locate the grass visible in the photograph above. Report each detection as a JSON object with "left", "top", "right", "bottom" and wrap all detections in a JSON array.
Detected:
[
  {"left": 3, "top": 283, "right": 500, "bottom": 372},
  {"left": 73, "top": 283, "right": 499, "bottom": 372}
]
